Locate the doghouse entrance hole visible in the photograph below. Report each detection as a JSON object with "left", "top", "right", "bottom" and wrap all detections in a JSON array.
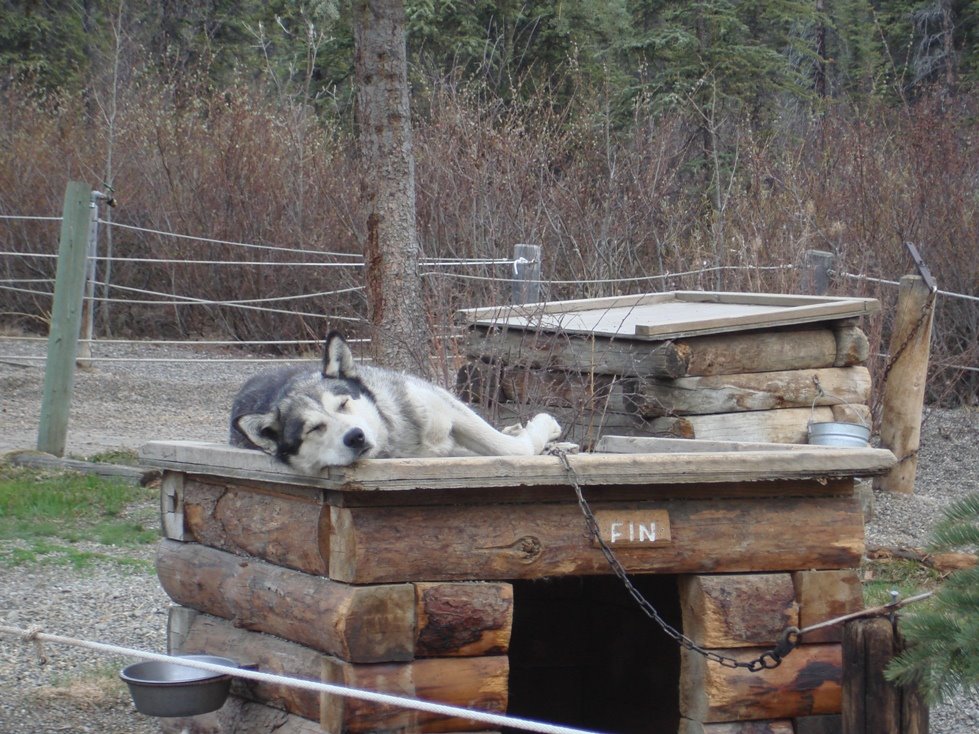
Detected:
[{"left": 506, "top": 575, "right": 681, "bottom": 734}]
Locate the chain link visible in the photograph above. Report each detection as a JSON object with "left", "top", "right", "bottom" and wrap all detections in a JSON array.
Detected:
[
  {"left": 870, "top": 289, "right": 936, "bottom": 436},
  {"left": 550, "top": 447, "right": 799, "bottom": 672},
  {"left": 877, "top": 291, "right": 936, "bottom": 393}
]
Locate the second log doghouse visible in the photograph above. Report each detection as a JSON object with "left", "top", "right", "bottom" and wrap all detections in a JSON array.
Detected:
[{"left": 458, "top": 291, "right": 880, "bottom": 448}]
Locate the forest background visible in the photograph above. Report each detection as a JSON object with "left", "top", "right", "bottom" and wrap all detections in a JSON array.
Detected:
[{"left": 0, "top": 0, "right": 976, "bottom": 405}]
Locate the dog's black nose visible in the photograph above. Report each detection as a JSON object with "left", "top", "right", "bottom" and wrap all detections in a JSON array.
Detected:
[{"left": 343, "top": 428, "right": 367, "bottom": 451}]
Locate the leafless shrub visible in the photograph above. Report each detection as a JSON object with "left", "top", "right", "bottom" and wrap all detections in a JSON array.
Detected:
[{"left": 0, "top": 76, "right": 974, "bottom": 402}]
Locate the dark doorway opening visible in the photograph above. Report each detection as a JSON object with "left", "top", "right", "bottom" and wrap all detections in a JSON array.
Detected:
[{"left": 506, "top": 575, "right": 681, "bottom": 733}]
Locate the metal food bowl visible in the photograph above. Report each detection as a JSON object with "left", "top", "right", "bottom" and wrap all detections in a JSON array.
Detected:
[
  {"left": 120, "top": 655, "right": 236, "bottom": 717},
  {"left": 807, "top": 421, "right": 871, "bottom": 448}
]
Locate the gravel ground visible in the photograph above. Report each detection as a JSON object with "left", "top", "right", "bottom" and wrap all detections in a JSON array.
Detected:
[{"left": 0, "top": 336, "right": 976, "bottom": 733}]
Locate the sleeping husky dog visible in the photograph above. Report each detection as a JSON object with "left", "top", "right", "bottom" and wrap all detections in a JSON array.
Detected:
[{"left": 230, "top": 331, "right": 562, "bottom": 473}]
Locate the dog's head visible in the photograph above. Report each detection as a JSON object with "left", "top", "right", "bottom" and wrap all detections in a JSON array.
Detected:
[{"left": 234, "top": 333, "right": 386, "bottom": 473}]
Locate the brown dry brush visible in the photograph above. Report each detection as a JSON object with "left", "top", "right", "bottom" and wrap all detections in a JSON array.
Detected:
[{"left": 0, "top": 80, "right": 975, "bottom": 403}]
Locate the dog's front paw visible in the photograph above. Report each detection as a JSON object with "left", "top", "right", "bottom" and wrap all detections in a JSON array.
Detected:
[
  {"left": 501, "top": 423, "right": 524, "bottom": 436},
  {"left": 529, "top": 413, "right": 562, "bottom": 443}
]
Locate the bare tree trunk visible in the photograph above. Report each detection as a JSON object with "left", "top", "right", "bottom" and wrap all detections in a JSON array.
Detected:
[
  {"left": 941, "top": 0, "right": 957, "bottom": 97},
  {"left": 814, "top": 0, "right": 828, "bottom": 98},
  {"left": 352, "top": 0, "right": 432, "bottom": 375}
]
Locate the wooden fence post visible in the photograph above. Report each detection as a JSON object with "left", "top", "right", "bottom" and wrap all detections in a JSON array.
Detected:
[
  {"left": 842, "top": 617, "right": 928, "bottom": 734},
  {"left": 802, "top": 249, "right": 835, "bottom": 295},
  {"left": 37, "top": 181, "right": 91, "bottom": 456},
  {"left": 77, "top": 191, "right": 101, "bottom": 368},
  {"left": 511, "top": 243, "right": 541, "bottom": 305},
  {"left": 875, "top": 275, "right": 936, "bottom": 494}
]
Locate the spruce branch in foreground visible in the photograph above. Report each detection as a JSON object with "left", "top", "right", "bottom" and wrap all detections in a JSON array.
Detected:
[{"left": 886, "top": 493, "right": 979, "bottom": 704}]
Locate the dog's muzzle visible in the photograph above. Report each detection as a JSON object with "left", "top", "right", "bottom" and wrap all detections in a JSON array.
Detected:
[{"left": 343, "top": 427, "right": 372, "bottom": 457}]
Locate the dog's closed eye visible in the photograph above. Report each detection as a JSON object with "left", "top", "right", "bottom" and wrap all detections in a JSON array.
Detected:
[
  {"left": 306, "top": 423, "right": 328, "bottom": 436},
  {"left": 338, "top": 398, "right": 350, "bottom": 411}
]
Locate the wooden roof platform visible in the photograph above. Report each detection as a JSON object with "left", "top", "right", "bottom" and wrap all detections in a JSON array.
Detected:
[
  {"left": 459, "top": 290, "right": 880, "bottom": 340},
  {"left": 140, "top": 440, "right": 895, "bottom": 495}
]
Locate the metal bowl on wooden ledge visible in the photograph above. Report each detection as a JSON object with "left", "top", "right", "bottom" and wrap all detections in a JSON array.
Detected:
[
  {"left": 807, "top": 421, "right": 871, "bottom": 448},
  {"left": 120, "top": 654, "right": 236, "bottom": 717}
]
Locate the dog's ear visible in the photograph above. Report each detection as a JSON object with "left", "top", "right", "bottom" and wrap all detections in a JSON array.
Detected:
[
  {"left": 234, "top": 412, "right": 281, "bottom": 455},
  {"left": 322, "top": 331, "right": 358, "bottom": 379}
]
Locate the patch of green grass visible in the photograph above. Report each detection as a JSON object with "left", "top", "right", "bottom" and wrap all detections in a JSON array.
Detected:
[
  {"left": 0, "top": 465, "right": 158, "bottom": 567},
  {"left": 4, "top": 539, "right": 100, "bottom": 569},
  {"left": 862, "top": 557, "right": 945, "bottom": 607},
  {"left": 32, "top": 662, "right": 133, "bottom": 708},
  {"left": 85, "top": 449, "right": 140, "bottom": 466},
  {"left": 94, "top": 519, "right": 159, "bottom": 546}
]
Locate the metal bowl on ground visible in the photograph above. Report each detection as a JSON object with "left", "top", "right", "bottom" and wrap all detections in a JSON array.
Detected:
[
  {"left": 807, "top": 421, "right": 871, "bottom": 448},
  {"left": 120, "top": 654, "right": 236, "bottom": 717}
]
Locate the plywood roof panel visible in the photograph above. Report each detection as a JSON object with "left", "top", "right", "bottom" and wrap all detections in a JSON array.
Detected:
[{"left": 459, "top": 291, "right": 880, "bottom": 340}]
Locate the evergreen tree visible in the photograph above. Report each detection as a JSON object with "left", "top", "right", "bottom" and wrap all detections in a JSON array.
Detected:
[
  {"left": 873, "top": 0, "right": 979, "bottom": 100},
  {"left": 819, "top": 0, "right": 881, "bottom": 100},
  {"left": 248, "top": 0, "right": 353, "bottom": 116},
  {"left": 0, "top": 0, "right": 95, "bottom": 93},
  {"left": 886, "top": 493, "right": 979, "bottom": 703},
  {"left": 404, "top": 0, "right": 632, "bottom": 107},
  {"left": 626, "top": 0, "right": 822, "bottom": 116}
]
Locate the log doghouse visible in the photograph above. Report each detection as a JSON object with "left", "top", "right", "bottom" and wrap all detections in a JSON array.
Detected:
[
  {"left": 458, "top": 291, "right": 880, "bottom": 448},
  {"left": 141, "top": 439, "right": 895, "bottom": 734}
]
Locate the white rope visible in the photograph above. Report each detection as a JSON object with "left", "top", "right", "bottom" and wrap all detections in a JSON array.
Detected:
[
  {"left": 840, "top": 270, "right": 979, "bottom": 303},
  {"left": 797, "top": 591, "right": 935, "bottom": 636},
  {"left": 0, "top": 214, "right": 61, "bottom": 221},
  {"left": 0, "top": 251, "right": 57, "bottom": 258},
  {"left": 0, "top": 336, "right": 368, "bottom": 347},
  {"left": 423, "top": 258, "right": 517, "bottom": 267},
  {"left": 0, "top": 283, "right": 53, "bottom": 297},
  {"left": 938, "top": 288, "right": 979, "bottom": 303},
  {"left": 2, "top": 235, "right": 976, "bottom": 300},
  {"left": 423, "top": 263, "right": 795, "bottom": 286},
  {"left": 100, "top": 220, "right": 362, "bottom": 259},
  {"left": 81, "top": 300, "right": 355, "bottom": 321},
  {"left": 1, "top": 355, "right": 317, "bottom": 364},
  {"left": 94, "top": 256, "right": 365, "bottom": 267},
  {"left": 0, "top": 624, "right": 605, "bottom": 734},
  {"left": 97, "top": 221, "right": 520, "bottom": 268},
  {"left": 0, "top": 251, "right": 516, "bottom": 269},
  {"left": 73, "top": 281, "right": 363, "bottom": 321},
  {"left": 837, "top": 271, "right": 902, "bottom": 287},
  {"left": 937, "top": 362, "right": 979, "bottom": 373},
  {"left": 92, "top": 280, "right": 363, "bottom": 305}
]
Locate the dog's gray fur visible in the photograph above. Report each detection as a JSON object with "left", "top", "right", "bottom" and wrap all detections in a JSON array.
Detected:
[{"left": 230, "top": 331, "right": 562, "bottom": 474}]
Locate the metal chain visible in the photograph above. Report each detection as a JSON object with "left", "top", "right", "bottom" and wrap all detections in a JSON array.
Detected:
[
  {"left": 870, "top": 289, "right": 936, "bottom": 429},
  {"left": 549, "top": 447, "right": 799, "bottom": 672},
  {"left": 878, "top": 291, "right": 936, "bottom": 388}
]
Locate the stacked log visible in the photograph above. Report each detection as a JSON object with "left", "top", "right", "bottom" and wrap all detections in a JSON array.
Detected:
[
  {"left": 460, "top": 321, "right": 872, "bottom": 448},
  {"left": 678, "top": 570, "right": 865, "bottom": 733},
  {"left": 157, "top": 477, "right": 513, "bottom": 734}
]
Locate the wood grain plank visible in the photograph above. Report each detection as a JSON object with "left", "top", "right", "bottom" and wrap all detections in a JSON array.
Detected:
[
  {"left": 679, "top": 574, "right": 799, "bottom": 648},
  {"left": 642, "top": 406, "right": 871, "bottom": 444},
  {"left": 680, "top": 643, "right": 842, "bottom": 722},
  {"left": 156, "top": 540, "right": 415, "bottom": 662},
  {"left": 459, "top": 292, "right": 879, "bottom": 341},
  {"left": 321, "top": 656, "right": 508, "bottom": 734},
  {"left": 140, "top": 441, "right": 896, "bottom": 492},
  {"left": 326, "top": 494, "right": 866, "bottom": 583},
  {"left": 623, "top": 367, "right": 871, "bottom": 417}
]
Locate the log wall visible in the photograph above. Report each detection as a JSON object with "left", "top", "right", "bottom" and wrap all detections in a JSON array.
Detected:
[
  {"left": 678, "top": 569, "right": 864, "bottom": 733},
  {"left": 461, "top": 321, "right": 873, "bottom": 448}
]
